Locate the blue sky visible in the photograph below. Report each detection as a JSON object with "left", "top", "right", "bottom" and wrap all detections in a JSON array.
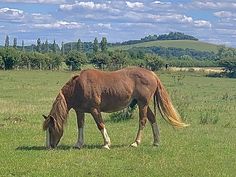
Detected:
[{"left": 0, "top": 0, "right": 236, "bottom": 47}]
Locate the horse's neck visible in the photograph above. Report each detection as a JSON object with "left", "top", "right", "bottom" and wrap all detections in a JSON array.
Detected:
[
  {"left": 61, "top": 76, "right": 79, "bottom": 110},
  {"left": 61, "top": 88, "right": 75, "bottom": 111}
]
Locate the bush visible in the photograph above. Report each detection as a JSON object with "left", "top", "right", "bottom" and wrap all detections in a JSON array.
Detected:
[
  {"left": 145, "top": 54, "right": 164, "bottom": 71},
  {"left": 0, "top": 56, "right": 4, "bottom": 69},
  {"left": 0, "top": 48, "right": 20, "bottom": 69},
  {"left": 109, "top": 50, "right": 129, "bottom": 69},
  {"left": 65, "top": 51, "right": 87, "bottom": 70},
  {"left": 48, "top": 53, "right": 63, "bottom": 70},
  {"left": 219, "top": 57, "right": 236, "bottom": 77},
  {"left": 110, "top": 100, "right": 137, "bottom": 122},
  {"left": 90, "top": 52, "right": 110, "bottom": 69}
]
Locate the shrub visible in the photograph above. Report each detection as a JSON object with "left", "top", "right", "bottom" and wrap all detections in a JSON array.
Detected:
[
  {"left": 65, "top": 51, "right": 87, "bottom": 70},
  {"left": 145, "top": 54, "right": 164, "bottom": 71},
  {"left": 110, "top": 100, "right": 137, "bottom": 122},
  {"left": 90, "top": 52, "right": 110, "bottom": 69}
]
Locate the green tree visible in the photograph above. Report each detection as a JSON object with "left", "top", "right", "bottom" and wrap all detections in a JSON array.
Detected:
[
  {"left": 65, "top": 51, "right": 87, "bottom": 70},
  {"left": 52, "top": 40, "right": 57, "bottom": 53},
  {"left": 77, "top": 39, "right": 82, "bottom": 52},
  {"left": 36, "top": 38, "right": 41, "bottom": 52},
  {"left": 48, "top": 53, "right": 63, "bottom": 70},
  {"left": 0, "top": 48, "right": 19, "bottom": 69},
  {"left": 13, "top": 38, "right": 17, "bottom": 49},
  {"left": 61, "top": 42, "right": 65, "bottom": 55},
  {"left": 45, "top": 40, "right": 49, "bottom": 53},
  {"left": 145, "top": 54, "right": 164, "bottom": 71},
  {"left": 22, "top": 40, "right": 25, "bottom": 51},
  {"left": 5, "top": 35, "right": 9, "bottom": 48},
  {"left": 18, "top": 52, "right": 29, "bottom": 69},
  {"left": 110, "top": 50, "right": 128, "bottom": 69},
  {"left": 0, "top": 55, "right": 4, "bottom": 69},
  {"left": 28, "top": 52, "right": 51, "bottom": 69},
  {"left": 91, "top": 52, "right": 110, "bottom": 69},
  {"left": 219, "top": 57, "right": 236, "bottom": 73},
  {"left": 217, "top": 46, "right": 236, "bottom": 77},
  {"left": 217, "top": 46, "right": 234, "bottom": 60},
  {"left": 93, "top": 37, "right": 99, "bottom": 53},
  {"left": 101, "top": 37, "right": 107, "bottom": 52}
]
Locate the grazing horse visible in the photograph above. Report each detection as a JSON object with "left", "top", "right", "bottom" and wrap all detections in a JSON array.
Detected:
[{"left": 43, "top": 67, "right": 189, "bottom": 149}]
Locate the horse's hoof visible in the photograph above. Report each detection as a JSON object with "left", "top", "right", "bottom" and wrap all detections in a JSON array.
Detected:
[
  {"left": 74, "top": 146, "right": 82, "bottom": 149},
  {"left": 102, "top": 144, "right": 110, "bottom": 150},
  {"left": 153, "top": 142, "right": 159, "bottom": 147},
  {"left": 74, "top": 143, "right": 83, "bottom": 149},
  {"left": 130, "top": 142, "right": 138, "bottom": 147}
]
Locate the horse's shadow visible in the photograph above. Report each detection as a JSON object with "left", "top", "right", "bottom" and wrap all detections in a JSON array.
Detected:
[{"left": 16, "top": 144, "right": 127, "bottom": 151}]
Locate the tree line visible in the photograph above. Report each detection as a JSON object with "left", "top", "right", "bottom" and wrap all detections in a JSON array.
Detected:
[
  {"left": 0, "top": 35, "right": 165, "bottom": 71},
  {"left": 0, "top": 35, "right": 235, "bottom": 77}
]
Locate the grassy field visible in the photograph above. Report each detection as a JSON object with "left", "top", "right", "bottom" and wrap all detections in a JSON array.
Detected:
[
  {"left": 109, "top": 40, "right": 219, "bottom": 53},
  {"left": 0, "top": 70, "right": 236, "bottom": 177}
]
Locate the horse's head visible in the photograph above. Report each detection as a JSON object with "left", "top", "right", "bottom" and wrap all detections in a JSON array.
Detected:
[{"left": 43, "top": 115, "right": 64, "bottom": 149}]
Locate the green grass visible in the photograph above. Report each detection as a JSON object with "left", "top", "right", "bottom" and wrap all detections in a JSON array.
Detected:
[
  {"left": 0, "top": 70, "right": 236, "bottom": 177},
  {"left": 109, "top": 40, "right": 219, "bottom": 53}
]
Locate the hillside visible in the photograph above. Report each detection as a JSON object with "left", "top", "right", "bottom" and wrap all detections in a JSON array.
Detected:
[{"left": 109, "top": 40, "right": 219, "bottom": 53}]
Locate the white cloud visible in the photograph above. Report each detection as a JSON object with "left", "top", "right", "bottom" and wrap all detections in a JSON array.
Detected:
[
  {"left": 126, "top": 1, "right": 144, "bottom": 9},
  {"left": 152, "top": 1, "right": 171, "bottom": 5},
  {"left": 214, "top": 11, "right": 236, "bottom": 18},
  {"left": 190, "top": 1, "right": 236, "bottom": 10},
  {"left": 33, "top": 21, "right": 84, "bottom": 29},
  {"left": 0, "top": 0, "right": 65, "bottom": 4},
  {"left": 0, "top": 7, "right": 25, "bottom": 21},
  {"left": 31, "top": 13, "right": 53, "bottom": 23},
  {"left": 194, "top": 20, "right": 212, "bottom": 28},
  {"left": 216, "top": 28, "right": 236, "bottom": 35},
  {"left": 60, "top": 1, "right": 108, "bottom": 11},
  {"left": 97, "top": 23, "right": 112, "bottom": 29},
  {"left": 148, "top": 13, "right": 193, "bottom": 24}
]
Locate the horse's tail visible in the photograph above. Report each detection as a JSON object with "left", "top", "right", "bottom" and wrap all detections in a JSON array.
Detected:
[{"left": 153, "top": 77, "right": 189, "bottom": 128}]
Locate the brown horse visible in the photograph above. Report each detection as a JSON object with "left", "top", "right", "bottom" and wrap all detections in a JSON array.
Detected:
[{"left": 43, "top": 67, "right": 189, "bottom": 149}]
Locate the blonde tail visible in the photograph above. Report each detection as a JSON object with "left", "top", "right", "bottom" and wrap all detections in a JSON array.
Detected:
[{"left": 154, "top": 78, "right": 189, "bottom": 128}]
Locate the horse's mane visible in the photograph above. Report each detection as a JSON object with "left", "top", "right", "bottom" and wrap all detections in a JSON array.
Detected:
[{"left": 43, "top": 91, "right": 68, "bottom": 133}]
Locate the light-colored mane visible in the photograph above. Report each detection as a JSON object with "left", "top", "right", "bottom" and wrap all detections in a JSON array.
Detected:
[{"left": 43, "top": 91, "right": 68, "bottom": 132}]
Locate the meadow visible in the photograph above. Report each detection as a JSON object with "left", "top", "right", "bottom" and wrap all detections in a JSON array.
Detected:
[
  {"left": 0, "top": 70, "right": 235, "bottom": 177},
  {"left": 109, "top": 40, "right": 219, "bottom": 52}
]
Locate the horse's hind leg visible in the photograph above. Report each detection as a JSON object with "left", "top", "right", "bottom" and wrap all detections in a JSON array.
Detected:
[
  {"left": 74, "top": 110, "right": 85, "bottom": 149},
  {"left": 131, "top": 105, "right": 148, "bottom": 147},
  {"left": 147, "top": 106, "right": 160, "bottom": 146},
  {"left": 90, "top": 108, "right": 111, "bottom": 149}
]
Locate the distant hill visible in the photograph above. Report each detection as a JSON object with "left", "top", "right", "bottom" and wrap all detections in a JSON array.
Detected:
[
  {"left": 109, "top": 40, "right": 219, "bottom": 53},
  {"left": 113, "top": 32, "right": 198, "bottom": 46},
  {"left": 62, "top": 32, "right": 201, "bottom": 54}
]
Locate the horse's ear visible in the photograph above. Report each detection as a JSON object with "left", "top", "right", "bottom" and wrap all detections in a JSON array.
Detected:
[{"left": 42, "top": 115, "right": 47, "bottom": 120}]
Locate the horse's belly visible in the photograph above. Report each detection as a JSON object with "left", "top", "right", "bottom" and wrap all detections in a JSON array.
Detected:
[{"left": 100, "top": 95, "right": 132, "bottom": 113}]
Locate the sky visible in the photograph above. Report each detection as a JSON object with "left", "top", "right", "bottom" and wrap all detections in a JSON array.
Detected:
[{"left": 0, "top": 0, "right": 236, "bottom": 47}]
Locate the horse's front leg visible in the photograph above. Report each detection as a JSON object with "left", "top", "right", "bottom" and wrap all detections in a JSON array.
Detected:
[
  {"left": 91, "top": 108, "right": 111, "bottom": 149},
  {"left": 74, "top": 110, "right": 85, "bottom": 149}
]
